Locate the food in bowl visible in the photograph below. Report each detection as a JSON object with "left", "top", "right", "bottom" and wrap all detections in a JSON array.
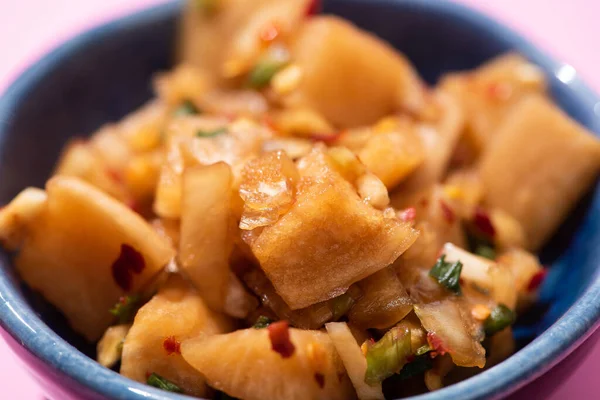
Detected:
[{"left": 1, "top": 0, "right": 599, "bottom": 399}]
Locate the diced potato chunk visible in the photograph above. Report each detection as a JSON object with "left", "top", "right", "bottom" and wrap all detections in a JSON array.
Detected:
[
  {"left": 181, "top": 328, "right": 356, "bottom": 400},
  {"left": 16, "top": 177, "right": 174, "bottom": 341},
  {"left": 390, "top": 91, "right": 464, "bottom": 199},
  {"left": 97, "top": 324, "right": 130, "bottom": 368},
  {"left": 247, "top": 149, "right": 418, "bottom": 309},
  {"left": 121, "top": 274, "right": 233, "bottom": 397},
  {"left": 358, "top": 126, "right": 424, "bottom": 189},
  {"left": 348, "top": 267, "right": 412, "bottom": 330},
  {"left": 154, "top": 116, "right": 270, "bottom": 218},
  {"left": 284, "top": 16, "right": 425, "bottom": 127},
  {"left": 179, "top": 163, "right": 257, "bottom": 318},
  {"left": 55, "top": 140, "right": 130, "bottom": 202},
  {"left": 479, "top": 94, "right": 600, "bottom": 249},
  {"left": 0, "top": 188, "right": 47, "bottom": 251},
  {"left": 180, "top": 0, "right": 311, "bottom": 80},
  {"left": 440, "top": 53, "right": 546, "bottom": 153},
  {"left": 239, "top": 150, "right": 299, "bottom": 230}
]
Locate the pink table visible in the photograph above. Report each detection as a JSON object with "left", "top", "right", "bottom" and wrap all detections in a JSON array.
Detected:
[{"left": 0, "top": 0, "right": 598, "bottom": 399}]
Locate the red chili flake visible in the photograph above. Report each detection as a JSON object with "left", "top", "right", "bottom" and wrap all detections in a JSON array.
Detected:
[
  {"left": 106, "top": 168, "right": 123, "bottom": 184},
  {"left": 145, "top": 371, "right": 152, "bottom": 379},
  {"left": 259, "top": 21, "right": 282, "bottom": 44},
  {"left": 419, "top": 198, "right": 429, "bottom": 207},
  {"left": 473, "top": 207, "right": 496, "bottom": 238},
  {"left": 268, "top": 321, "right": 296, "bottom": 358},
  {"left": 163, "top": 336, "right": 181, "bottom": 355},
  {"left": 487, "top": 82, "right": 512, "bottom": 101},
  {"left": 310, "top": 131, "right": 342, "bottom": 145},
  {"left": 304, "top": 0, "right": 321, "bottom": 17},
  {"left": 527, "top": 269, "right": 548, "bottom": 292},
  {"left": 439, "top": 200, "right": 455, "bottom": 224},
  {"left": 314, "top": 373, "right": 325, "bottom": 388},
  {"left": 111, "top": 244, "right": 146, "bottom": 291},
  {"left": 405, "top": 354, "right": 415, "bottom": 363},
  {"left": 263, "top": 115, "right": 279, "bottom": 132},
  {"left": 125, "top": 198, "right": 141, "bottom": 214},
  {"left": 427, "top": 332, "right": 448, "bottom": 356},
  {"left": 398, "top": 207, "right": 417, "bottom": 223}
]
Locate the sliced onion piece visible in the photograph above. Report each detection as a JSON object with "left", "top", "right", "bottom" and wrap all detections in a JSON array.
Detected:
[
  {"left": 414, "top": 300, "right": 485, "bottom": 368},
  {"left": 325, "top": 322, "right": 384, "bottom": 400}
]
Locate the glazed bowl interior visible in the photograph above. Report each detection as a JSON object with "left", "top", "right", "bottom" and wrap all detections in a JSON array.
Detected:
[{"left": 0, "top": 1, "right": 599, "bottom": 399}]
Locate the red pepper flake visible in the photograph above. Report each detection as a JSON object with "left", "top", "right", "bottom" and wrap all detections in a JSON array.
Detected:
[
  {"left": 259, "top": 21, "right": 282, "bottom": 44},
  {"left": 268, "top": 321, "right": 295, "bottom": 358},
  {"left": 427, "top": 332, "right": 448, "bottom": 356},
  {"left": 310, "top": 131, "right": 342, "bottom": 145},
  {"left": 439, "top": 200, "right": 455, "bottom": 224},
  {"left": 487, "top": 82, "right": 512, "bottom": 101},
  {"left": 111, "top": 244, "right": 146, "bottom": 291},
  {"left": 398, "top": 207, "right": 417, "bottom": 223},
  {"left": 314, "top": 372, "right": 325, "bottom": 388},
  {"left": 527, "top": 269, "right": 548, "bottom": 292},
  {"left": 145, "top": 371, "right": 152, "bottom": 379},
  {"left": 405, "top": 354, "right": 415, "bottom": 363},
  {"left": 163, "top": 336, "right": 181, "bottom": 355},
  {"left": 473, "top": 207, "right": 496, "bottom": 238},
  {"left": 304, "top": 0, "right": 321, "bottom": 17},
  {"left": 106, "top": 168, "right": 123, "bottom": 184}
]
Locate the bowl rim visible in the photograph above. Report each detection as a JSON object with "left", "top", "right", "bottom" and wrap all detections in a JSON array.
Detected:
[{"left": 0, "top": 1, "right": 599, "bottom": 399}]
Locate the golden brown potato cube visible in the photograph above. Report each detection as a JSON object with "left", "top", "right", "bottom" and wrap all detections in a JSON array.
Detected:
[
  {"left": 239, "top": 150, "right": 299, "bottom": 230},
  {"left": 16, "top": 177, "right": 174, "bottom": 341},
  {"left": 121, "top": 274, "right": 233, "bottom": 397},
  {"left": 0, "top": 188, "right": 47, "bottom": 251},
  {"left": 284, "top": 16, "right": 425, "bottom": 128},
  {"left": 180, "top": 0, "right": 310, "bottom": 80},
  {"left": 247, "top": 149, "right": 419, "bottom": 309},
  {"left": 480, "top": 94, "right": 600, "bottom": 249},
  {"left": 181, "top": 327, "right": 356, "bottom": 400},
  {"left": 348, "top": 267, "right": 412, "bottom": 330},
  {"left": 180, "top": 163, "right": 257, "bottom": 318},
  {"left": 55, "top": 140, "right": 130, "bottom": 203},
  {"left": 440, "top": 53, "right": 546, "bottom": 153},
  {"left": 390, "top": 91, "right": 464, "bottom": 200},
  {"left": 358, "top": 127, "right": 424, "bottom": 190}
]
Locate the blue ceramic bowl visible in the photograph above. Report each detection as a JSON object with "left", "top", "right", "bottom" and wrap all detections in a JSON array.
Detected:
[{"left": 0, "top": 1, "right": 599, "bottom": 399}]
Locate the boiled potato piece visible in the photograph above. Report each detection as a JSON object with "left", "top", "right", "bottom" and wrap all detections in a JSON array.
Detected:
[
  {"left": 180, "top": 0, "right": 310, "bottom": 80},
  {"left": 121, "top": 274, "right": 233, "bottom": 397},
  {"left": 284, "top": 16, "right": 425, "bottom": 127},
  {"left": 0, "top": 188, "right": 47, "bottom": 251},
  {"left": 55, "top": 140, "right": 130, "bottom": 202},
  {"left": 179, "top": 163, "right": 257, "bottom": 318},
  {"left": 97, "top": 324, "right": 130, "bottom": 368},
  {"left": 16, "top": 177, "right": 174, "bottom": 341},
  {"left": 348, "top": 267, "right": 412, "bottom": 330},
  {"left": 390, "top": 91, "right": 464, "bottom": 200},
  {"left": 154, "top": 116, "right": 270, "bottom": 218},
  {"left": 479, "top": 94, "right": 600, "bottom": 249},
  {"left": 239, "top": 150, "right": 299, "bottom": 230},
  {"left": 181, "top": 327, "right": 356, "bottom": 400},
  {"left": 247, "top": 149, "right": 419, "bottom": 309},
  {"left": 358, "top": 122, "right": 425, "bottom": 190},
  {"left": 440, "top": 53, "right": 546, "bottom": 153}
]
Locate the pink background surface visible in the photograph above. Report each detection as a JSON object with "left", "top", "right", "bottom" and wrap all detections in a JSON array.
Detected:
[{"left": 0, "top": 0, "right": 598, "bottom": 399}]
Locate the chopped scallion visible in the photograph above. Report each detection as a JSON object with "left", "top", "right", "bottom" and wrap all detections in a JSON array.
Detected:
[
  {"left": 429, "top": 255, "right": 463, "bottom": 295},
  {"left": 146, "top": 373, "right": 183, "bottom": 393},
  {"left": 483, "top": 304, "right": 516, "bottom": 336},
  {"left": 253, "top": 316, "right": 273, "bottom": 329}
]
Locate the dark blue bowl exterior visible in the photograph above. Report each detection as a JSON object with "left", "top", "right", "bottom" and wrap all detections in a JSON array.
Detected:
[{"left": 0, "top": 1, "right": 599, "bottom": 399}]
